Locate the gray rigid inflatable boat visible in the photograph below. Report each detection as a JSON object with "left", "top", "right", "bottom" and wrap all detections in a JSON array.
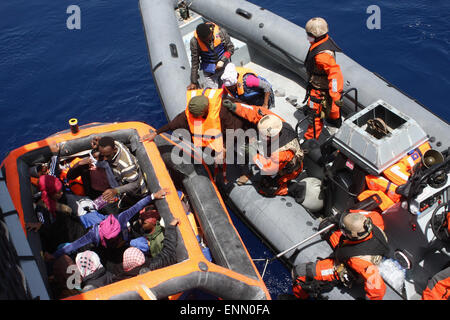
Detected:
[{"left": 140, "top": 0, "right": 450, "bottom": 300}]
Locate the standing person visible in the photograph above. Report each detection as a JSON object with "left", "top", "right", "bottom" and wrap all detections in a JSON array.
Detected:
[
  {"left": 141, "top": 88, "right": 250, "bottom": 165},
  {"left": 221, "top": 63, "right": 275, "bottom": 109},
  {"left": 292, "top": 210, "right": 390, "bottom": 300},
  {"left": 187, "top": 22, "right": 234, "bottom": 90},
  {"left": 303, "top": 17, "right": 344, "bottom": 140}
]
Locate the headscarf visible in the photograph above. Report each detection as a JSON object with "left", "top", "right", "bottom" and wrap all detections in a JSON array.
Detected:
[
  {"left": 221, "top": 63, "right": 238, "bottom": 87},
  {"left": 122, "top": 247, "right": 146, "bottom": 272},
  {"left": 38, "top": 175, "right": 63, "bottom": 216},
  {"left": 75, "top": 250, "right": 103, "bottom": 278},
  {"left": 139, "top": 206, "right": 160, "bottom": 228},
  {"left": 98, "top": 214, "right": 121, "bottom": 247}
]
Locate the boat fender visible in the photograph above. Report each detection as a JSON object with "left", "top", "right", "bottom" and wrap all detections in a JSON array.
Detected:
[{"left": 291, "top": 177, "right": 323, "bottom": 212}]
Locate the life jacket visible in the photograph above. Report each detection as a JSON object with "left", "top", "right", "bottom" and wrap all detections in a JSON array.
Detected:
[
  {"left": 59, "top": 157, "right": 86, "bottom": 196},
  {"left": 254, "top": 122, "right": 304, "bottom": 196},
  {"left": 383, "top": 142, "right": 431, "bottom": 185},
  {"left": 254, "top": 122, "right": 304, "bottom": 175},
  {"left": 357, "top": 190, "right": 395, "bottom": 212},
  {"left": 305, "top": 34, "right": 342, "bottom": 91},
  {"left": 365, "top": 175, "right": 401, "bottom": 203},
  {"left": 194, "top": 23, "right": 226, "bottom": 74},
  {"left": 185, "top": 88, "right": 224, "bottom": 153}
]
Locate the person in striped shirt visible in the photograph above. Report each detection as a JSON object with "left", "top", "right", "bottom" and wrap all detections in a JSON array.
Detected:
[{"left": 97, "top": 136, "right": 148, "bottom": 203}]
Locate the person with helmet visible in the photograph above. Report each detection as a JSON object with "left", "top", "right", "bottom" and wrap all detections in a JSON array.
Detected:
[
  {"left": 223, "top": 100, "right": 304, "bottom": 196},
  {"left": 220, "top": 63, "right": 275, "bottom": 109},
  {"left": 187, "top": 22, "right": 235, "bottom": 90},
  {"left": 292, "top": 210, "right": 390, "bottom": 300},
  {"left": 303, "top": 17, "right": 344, "bottom": 140}
]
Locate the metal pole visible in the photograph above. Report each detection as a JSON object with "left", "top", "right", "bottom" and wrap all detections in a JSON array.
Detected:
[{"left": 270, "top": 223, "right": 335, "bottom": 262}]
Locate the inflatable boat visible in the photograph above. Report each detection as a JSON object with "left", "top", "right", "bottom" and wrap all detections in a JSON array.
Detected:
[
  {"left": 0, "top": 121, "right": 270, "bottom": 300},
  {"left": 139, "top": 0, "right": 450, "bottom": 299}
]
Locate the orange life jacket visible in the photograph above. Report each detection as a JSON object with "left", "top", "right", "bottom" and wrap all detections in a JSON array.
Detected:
[
  {"left": 185, "top": 89, "right": 224, "bottom": 153},
  {"left": 59, "top": 157, "right": 85, "bottom": 196},
  {"left": 194, "top": 23, "right": 222, "bottom": 52},
  {"left": 365, "top": 175, "right": 401, "bottom": 203},
  {"left": 357, "top": 190, "right": 395, "bottom": 212},
  {"left": 383, "top": 142, "right": 431, "bottom": 185},
  {"left": 235, "top": 66, "right": 258, "bottom": 96}
]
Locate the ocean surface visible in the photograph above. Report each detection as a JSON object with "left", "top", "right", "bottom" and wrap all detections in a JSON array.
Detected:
[{"left": 0, "top": 0, "right": 448, "bottom": 299}]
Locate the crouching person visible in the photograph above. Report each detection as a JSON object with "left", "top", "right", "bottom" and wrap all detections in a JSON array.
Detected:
[{"left": 292, "top": 210, "right": 390, "bottom": 300}]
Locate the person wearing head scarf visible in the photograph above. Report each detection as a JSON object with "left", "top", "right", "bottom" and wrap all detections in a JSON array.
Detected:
[
  {"left": 221, "top": 63, "right": 275, "bottom": 109},
  {"left": 128, "top": 205, "right": 165, "bottom": 257},
  {"left": 116, "top": 218, "right": 180, "bottom": 280},
  {"left": 27, "top": 175, "right": 87, "bottom": 254},
  {"left": 75, "top": 250, "right": 114, "bottom": 292},
  {"left": 50, "top": 188, "right": 169, "bottom": 259},
  {"left": 38, "top": 175, "right": 72, "bottom": 217}
]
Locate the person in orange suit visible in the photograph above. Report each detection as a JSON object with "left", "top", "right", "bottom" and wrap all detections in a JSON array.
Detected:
[
  {"left": 292, "top": 210, "right": 390, "bottom": 300},
  {"left": 303, "top": 17, "right": 344, "bottom": 140},
  {"left": 422, "top": 266, "right": 450, "bottom": 300},
  {"left": 223, "top": 99, "right": 303, "bottom": 196}
]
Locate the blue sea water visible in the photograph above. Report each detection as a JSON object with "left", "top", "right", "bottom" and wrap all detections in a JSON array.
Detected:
[{"left": 0, "top": 0, "right": 448, "bottom": 299}]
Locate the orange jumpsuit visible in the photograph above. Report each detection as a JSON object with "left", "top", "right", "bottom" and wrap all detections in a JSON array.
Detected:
[
  {"left": 422, "top": 266, "right": 450, "bottom": 300},
  {"left": 293, "top": 210, "right": 388, "bottom": 300},
  {"left": 304, "top": 35, "right": 344, "bottom": 140},
  {"left": 233, "top": 102, "right": 303, "bottom": 196}
]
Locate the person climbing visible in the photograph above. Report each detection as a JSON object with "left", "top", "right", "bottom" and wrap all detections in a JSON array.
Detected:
[
  {"left": 187, "top": 22, "right": 234, "bottom": 90},
  {"left": 220, "top": 63, "right": 275, "bottom": 109},
  {"left": 302, "top": 17, "right": 344, "bottom": 140},
  {"left": 292, "top": 210, "right": 390, "bottom": 300}
]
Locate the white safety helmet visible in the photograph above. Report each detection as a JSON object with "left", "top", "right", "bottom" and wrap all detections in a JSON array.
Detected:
[
  {"left": 305, "top": 17, "right": 329, "bottom": 38},
  {"left": 257, "top": 114, "right": 283, "bottom": 138}
]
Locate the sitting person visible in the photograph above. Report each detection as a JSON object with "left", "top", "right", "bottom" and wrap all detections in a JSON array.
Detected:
[
  {"left": 97, "top": 136, "right": 148, "bottom": 205},
  {"left": 221, "top": 63, "right": 275, "bottom": 109},
  {"left": 75, "top": 250, "right": 114, "bottom": 292},
  {"left": 49, "top": 188, "right": 169, "bottom": 262},
  {"left": 65, "top": 148, "right": 119, "bottom": 200},
  {"left": 116, "top": 218, "right": 179, "bottom": 280},
  {"left": 129, "top": 204, "right": 165, "bottom": 257},
  {"left": 26, "top": 175, "right": 87, "bottom": 254},
  {"left": 50, "top": 254, "right": 81, "bottom": 299},
  {"left": 292, "top": 210, "right": 390, "bottom": 300}
]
